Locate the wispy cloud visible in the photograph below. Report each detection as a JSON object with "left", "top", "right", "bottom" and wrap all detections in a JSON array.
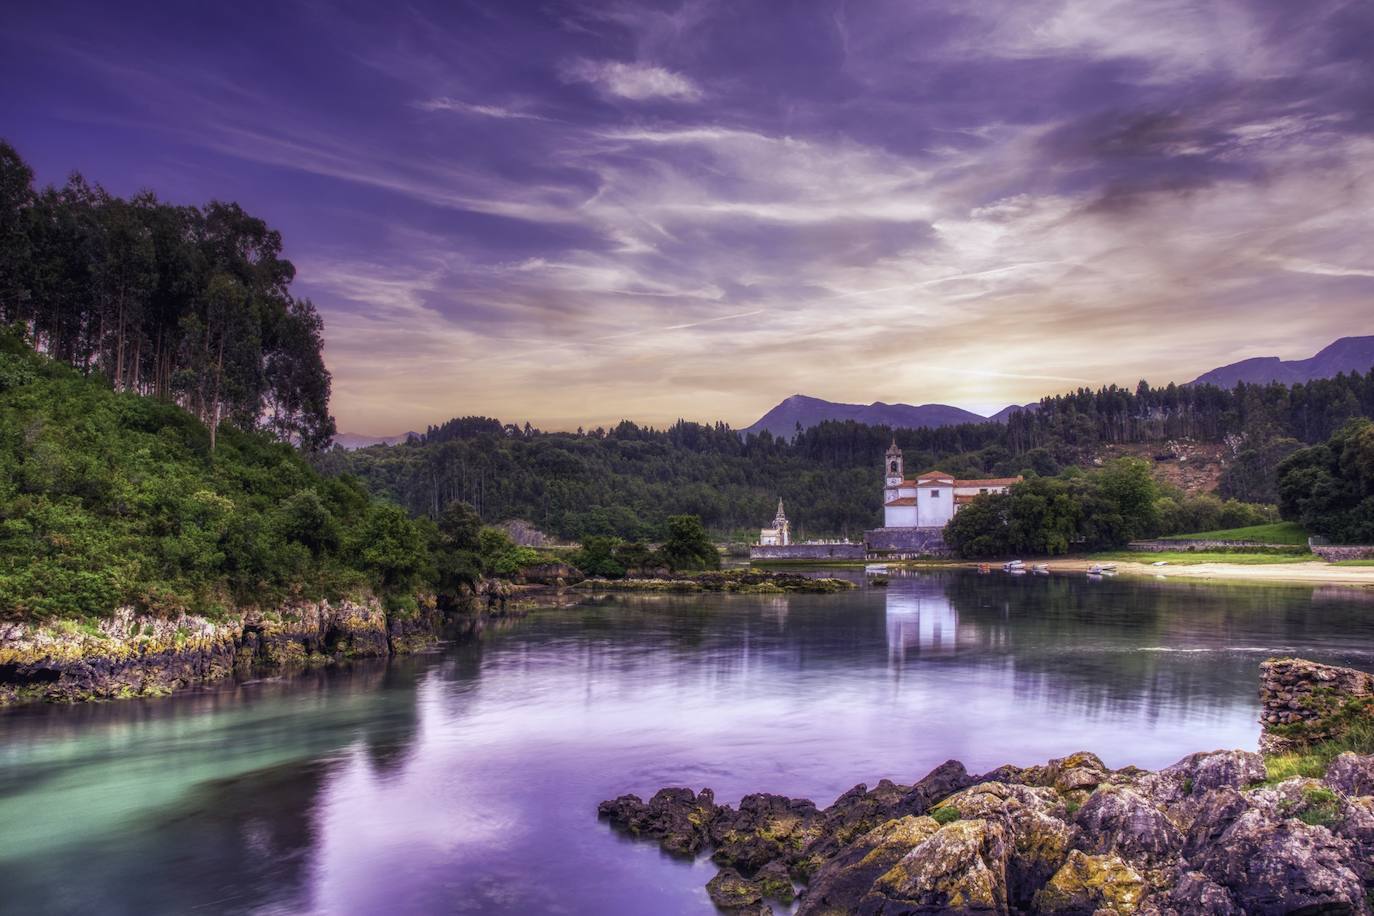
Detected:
[
  {"left": 7, "top": 0, "right": 1372, "bottom": 432},
  {"left": 412, "top": 97, "right": 551, "bottom": 121},
  {"left": 563, "top": 59, "right": 702, "bottom": 101}
]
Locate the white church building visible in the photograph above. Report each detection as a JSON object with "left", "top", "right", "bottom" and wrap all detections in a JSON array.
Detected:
[{"left": 883, "top": 440, "right": 1021, "bottom": 528}]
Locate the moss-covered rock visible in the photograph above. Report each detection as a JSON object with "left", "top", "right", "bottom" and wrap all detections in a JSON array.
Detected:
[
  {"left": 863, "top": 818, "right": 1011, "bottom": 914},
  {"left": 1032, "top": 849, "right": 1146, "bottom": 914},
  {"left": 796, "top": 816, "right": 941, "bottom": 915}
]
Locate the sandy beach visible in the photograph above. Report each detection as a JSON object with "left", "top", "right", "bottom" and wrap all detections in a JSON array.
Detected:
[{"left": 1037, "top": 558, "right": 1374, "bottom": 586}]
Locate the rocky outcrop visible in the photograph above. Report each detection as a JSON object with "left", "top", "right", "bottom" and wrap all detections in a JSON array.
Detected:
[
  {"left": 600, "top": 749, "right": 1374, "bottom": 915},
  {"left": 0, "top": 594, "right": 455, "bottom": 705},
  {"left": 1260, "top": 657, "right": 1374, "bottom": 754}
]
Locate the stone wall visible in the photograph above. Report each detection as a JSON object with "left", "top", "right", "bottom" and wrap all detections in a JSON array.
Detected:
[
  {"left": 749, "top": 543, "right": 866, "bottom": 562},
  {"left": 1259, "top": 657, "right": 1374, "bottom": 754},
  {"left": 1127, "top": 538, "right": 1304, "bottom": 553},
  {"left": 1310, "top": 544, "right": 1374, "bottom": 562},
  {"left": 863, "top": 527, "right": 952, "bottom": 558}
]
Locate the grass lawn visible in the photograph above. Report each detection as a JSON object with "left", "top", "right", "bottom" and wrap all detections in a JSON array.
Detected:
[
  {"left": 1171, "top": 521, "right": 1309, "bottom": 545},
  {"left": 1089, "top": 550, "right": 1319, "bottom": 565},
  {"left": 1334, "top": 559, "right": 1374, "bottom": 567}
]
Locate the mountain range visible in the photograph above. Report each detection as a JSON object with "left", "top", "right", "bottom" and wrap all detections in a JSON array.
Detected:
[
  {"left": 335, "top": 335, "right": 1374, "bottom": 445},
  {"left": 1187, "top": 335, "right": 1374, "bottom": 388},
  {"left": 742, "top": 335, "right": 1374, "bottom": 439}
]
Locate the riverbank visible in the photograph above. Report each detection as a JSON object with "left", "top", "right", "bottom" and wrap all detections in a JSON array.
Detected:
[
  {"left": 600, "top": 658, "right": 1374, "bottom": 915},
  {"left": 833, "top": 555, "right": 1374, "bottom": 587},
  {"left": 0, "top": 591, "right": 518, "bottom": 707},
  {"left": 1041, "top": 557, "right": 1374, "bottom": 586}
]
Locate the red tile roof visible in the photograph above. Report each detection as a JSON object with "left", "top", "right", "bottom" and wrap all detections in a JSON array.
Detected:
[
  {"left": 954, "top": 476, "right": 1023, "bottom": 488},
  {"left": 884, "top": 497, "right": 919, "bottom": 506}
]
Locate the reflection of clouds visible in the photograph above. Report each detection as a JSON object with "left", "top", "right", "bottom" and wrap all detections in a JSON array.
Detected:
[
  {"left": 307, "top": 675, "right": 524, "bottom": 915},
  {"left": 884, "top": 576, "right": 963, "bottom": 661}
]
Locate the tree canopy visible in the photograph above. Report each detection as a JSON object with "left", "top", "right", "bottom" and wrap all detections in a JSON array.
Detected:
[{"left": 0, "top": 140, "right": 334, "bottom": 450}]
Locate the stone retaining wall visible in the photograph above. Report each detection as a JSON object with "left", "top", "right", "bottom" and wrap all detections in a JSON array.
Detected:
[
  {"left": 748, "top": 543, "right": 866, "bottom": 562},
  {"left": 1127, "top": 538, "right": 1304, "bottom": 553},
  {"left": 1259, "top": 657, "right": 1374, "bottom": 754},
  {"left": 863, "top": 527, "right": 952, "bottom": 558},
  {"left": 1311, "top": 544, "right": 1374, "bottom": 562}
]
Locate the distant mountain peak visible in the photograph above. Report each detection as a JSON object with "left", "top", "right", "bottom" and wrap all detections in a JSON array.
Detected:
[
  {"left": 1190, "top": 335, "right": 1374, "bottom": 388},
  {"left": 742, "top": 397, "right": 1031, "bottom": 439}
]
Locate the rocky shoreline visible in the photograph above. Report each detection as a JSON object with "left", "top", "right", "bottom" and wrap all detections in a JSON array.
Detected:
[
  {"left": 0, "top": 589, "right": 517, "bottom": 707},
  {"left": 575, "top": 570, "right": 858, "bottom": 594},
  {"left": 600, "top": 660, "right": 1374, "bottom": 915}
]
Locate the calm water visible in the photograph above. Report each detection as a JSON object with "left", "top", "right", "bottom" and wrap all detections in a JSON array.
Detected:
[{"left": 3, "top": 571, "right": 1373, "bottom": 915}]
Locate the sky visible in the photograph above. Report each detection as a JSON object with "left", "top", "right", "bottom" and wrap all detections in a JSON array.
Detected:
[{"left": 3, "top": 1, "right": 1372, "bottom": 434}]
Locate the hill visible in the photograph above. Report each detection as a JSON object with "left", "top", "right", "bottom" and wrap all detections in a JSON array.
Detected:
[
  {"left": 0, "top": 333, "right": 433, "bottom": 619},
  {"left": 1190, "top": 336, "right": 1374, "bottom": 387},
  {"left": 742, "top": 394, "right": 1026, "bottom": 439}
]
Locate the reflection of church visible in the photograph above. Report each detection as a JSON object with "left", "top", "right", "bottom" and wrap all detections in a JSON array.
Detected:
[{"left": 883, "top": 573, "right": 963, "bottom": 659}]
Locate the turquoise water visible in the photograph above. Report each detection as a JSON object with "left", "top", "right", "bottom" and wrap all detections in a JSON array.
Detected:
[{"left": 2, "top": 571, "right": 1372, "bottom": 914}]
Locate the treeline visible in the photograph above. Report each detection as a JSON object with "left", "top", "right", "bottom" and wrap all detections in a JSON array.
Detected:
[
  {"left": 324, "top": 366, "right": 1374, "bottom": 541},
  {"left": 943, "top": 458, "right": 1275, "bottom": 558},
  {"left": 1278, "top": 419, "right": 1374, "bottom": 544},
  {"left": 0, "top": 141, "right": 334, "bottom": 450}
]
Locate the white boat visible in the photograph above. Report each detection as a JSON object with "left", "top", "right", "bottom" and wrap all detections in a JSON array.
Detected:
[
  {"left": 1088, "top": 563, "right": 1118, "bottom": 576},
  {"left": 1002, "top": 560, "right": 1025, "bottom": 572},
  {"left": 865, "top": 564, "right": 889, "bottom": 575},
  {"left": 1151, "top": 561, "right": 1169, "bottom": 567},
  {"left": 1033, "top": 563, "right": 1050, "bottom": 575}
]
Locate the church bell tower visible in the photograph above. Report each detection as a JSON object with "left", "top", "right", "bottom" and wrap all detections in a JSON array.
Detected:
[{"left": 885, "top": 439, "right": 904, "bottom": 487}]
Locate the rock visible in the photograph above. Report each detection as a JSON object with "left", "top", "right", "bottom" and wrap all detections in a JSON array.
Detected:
[
  {"left": 800, "top": 779, "right": 915, "bottom": 869},
  {"left": 859, "top": 818, "right": 1011, "bottom": 914},
  {"left": 597, "top": 787, "right": 718, "bottom": 855},
  {"left": 1032, "top": 850, "right": 1146, "bottom": 915},
  {"left": 796, "top": 816, "right": 941, "bottom": 915},
  {"left": 710, "top": 793, "right": 821, "bottom": 872},
  {"left": 753, "top": 860, "right": 795, "bottom": 903},
  {"left": 706, "top": 868, "right": 767, "bottom": 912},
  {"left": 1142, "top": 870, "right": 1240, "bottom": 916},
  {"left": 1178, "top": 788, "right": 1249, "bottom": 859},
  {"left": 1135, "top": 750, "right": 1266, "bottom": 807},
  {"left": 933, "top": 781, "right": 1072, "bottom": 909},
  {"left": 1193, "top": 807, "right": 1367, "bottom": 914},
  {"left": 1072, "top": 784, "right": 1183, "bottom": 873},
  {"left": 900, "top": 759, "right": 976, "bottom": 814},
  {"left": 1326, "top": 752, "right": 1374, "bottom": 798}
]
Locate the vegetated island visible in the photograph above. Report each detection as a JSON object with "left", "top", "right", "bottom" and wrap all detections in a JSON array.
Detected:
[{"left": 600, "top": 658, "right": 1374, "bottom": 915}]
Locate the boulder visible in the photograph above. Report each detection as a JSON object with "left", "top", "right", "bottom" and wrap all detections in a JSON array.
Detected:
[
  {"left": 710, "top": 793, "right": 821, "bottom": 872},
  {"left": 796, "top": 816, "right": 940, "bottom": 916},
  {"left": 802, "top": 778, "right": 914, "bottom": 866},
  {"left": 596, "top": 787, "right": 718, "bottom": 855},
  {"left": 1135, "top": 750, "right": 1266, "bottom": 806},
  {"left": 1326, "top": 752, "right": 1374, "bottom": 798},
  {"left": 1142, "top": 870, "right": 1241, "bottom": 916},
  {"left": 900, "top": 759, "right": 976, "bottom": 815},
  {"left": 859, "top": 819, "right": 1011, "bottom": 914},
  {"left": 1193, "top": 807, "right": 1367, "bottom": 914},
  {"left": 1032, "top": 850, "right": 1146, "bottom": 915},
  {"left": 706, "top": 868, "right": 771, "bottom": 914},
  {"left": 1072, "top": 784, "right": 1183, "bottom": 873},
  {"left": 932, "top": 781, "right": 1072, "bottom": 909}
]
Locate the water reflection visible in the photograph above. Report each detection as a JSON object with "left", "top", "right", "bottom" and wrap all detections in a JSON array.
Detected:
[{"left": 3, "top": 573, "right": 1374, "bottom": 915}]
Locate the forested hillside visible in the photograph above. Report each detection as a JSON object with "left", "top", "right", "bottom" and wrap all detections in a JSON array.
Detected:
[
  {"left": 324, "top": 370, "right": 1374, "bottom": 541},
  {"left": 0, "top": 142, "right": 334, "bottom": 450}
]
